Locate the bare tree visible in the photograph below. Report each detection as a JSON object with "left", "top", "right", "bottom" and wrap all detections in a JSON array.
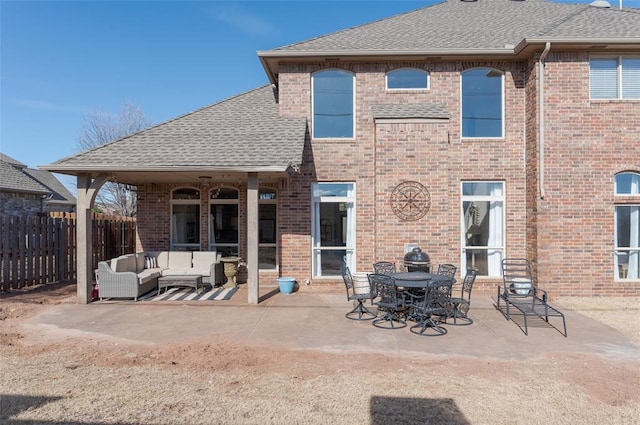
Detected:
[{"left": 76, "top": 102, "right": 152, "bottom": 216}]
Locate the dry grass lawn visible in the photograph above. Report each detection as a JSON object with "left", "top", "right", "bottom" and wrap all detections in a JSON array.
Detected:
[{"left": 1, "top": 283, "right": 639, "bottom": 425}]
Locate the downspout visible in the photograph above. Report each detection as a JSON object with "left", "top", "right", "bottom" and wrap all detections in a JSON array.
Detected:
[{"left": 538, "top": 42, "right": 551, "bottom": 200}]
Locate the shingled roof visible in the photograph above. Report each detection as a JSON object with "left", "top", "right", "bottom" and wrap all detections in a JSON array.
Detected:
[
  {"left": 45, "top": 85, "right": 307, "bottom": 176},
  {"left": 1, "top": 153, "right": 75, "bottom": 204},
  {"left": 258, "top": 0, "right": 640, "bottom": 82}
]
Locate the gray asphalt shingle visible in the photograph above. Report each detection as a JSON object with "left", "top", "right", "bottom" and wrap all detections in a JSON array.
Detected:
[
  {"left": 49, "top": 85, "right": 307, "bottom": 170},
  {"left": 1, "top": 154, "right": 52, "bottom": 194},
  {"left": 269, "top": 0, "right": 639, "bottom": 53}
]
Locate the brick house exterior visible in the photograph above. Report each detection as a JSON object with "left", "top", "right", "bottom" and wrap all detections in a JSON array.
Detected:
[{"left": 45, "top": 0, "right": 640, "bottom": 303}]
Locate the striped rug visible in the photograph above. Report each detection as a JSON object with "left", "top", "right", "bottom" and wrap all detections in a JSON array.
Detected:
[{"left": 140, "top": 286, "right": 238, "bottom": 302}]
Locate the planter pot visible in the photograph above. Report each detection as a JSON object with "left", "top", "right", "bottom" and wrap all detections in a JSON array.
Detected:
[{"left": 278, "top": 277, "right": 295, "bottom": 294}]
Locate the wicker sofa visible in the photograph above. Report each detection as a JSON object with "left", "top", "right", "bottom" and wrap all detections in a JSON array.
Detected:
[{"left": 97, "top": 251, "right": 223, "bottom": 300}]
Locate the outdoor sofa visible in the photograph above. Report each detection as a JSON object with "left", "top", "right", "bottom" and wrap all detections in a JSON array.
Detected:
[{"left": 96, "top": 251, "right": 224, "bottom": 300}]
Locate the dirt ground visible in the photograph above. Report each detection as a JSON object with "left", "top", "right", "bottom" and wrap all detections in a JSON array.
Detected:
[{"left": 1, "top": 282, "right": 639, "bottom": 425}]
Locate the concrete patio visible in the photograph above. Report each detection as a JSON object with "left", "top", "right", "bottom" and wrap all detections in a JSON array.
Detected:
[{"left": 24, "top": 286, "right": 640, "bottom": 361}]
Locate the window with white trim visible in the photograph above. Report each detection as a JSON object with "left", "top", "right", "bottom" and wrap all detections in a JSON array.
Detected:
[
  {"left": 312, "top": 183, "right": 355, "bottom": 277},
  {"left": 590, "top": 57, "right": 640, "bottom": 100},
  {"left": 259, "top": 188, "right": 277, "bottom": 270},
  {"left": 460, "top": 181, "right": 505, "bottom": 276},
  {"left": 461, "top": 68, "right": 504, "bottom": 138},
  {"left": 614, "top": 172, "right": 640, "bottom": 280},
  {"left": 209, "top": 187, "right": 239, "bottom": 256},
  {"left": 312, "top": 70, "right": 355, "bottom": 139},
  {"left": 171, "top": 188, "right": 200, "bottom": 251},
  {"left": 386, "top": 68, "right": 429, "bottom": 90}
]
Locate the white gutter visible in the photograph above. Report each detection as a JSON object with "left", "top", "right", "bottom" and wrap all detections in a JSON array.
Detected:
[{"left": 538, "top": 42, "right": 551, "bottom": 200}]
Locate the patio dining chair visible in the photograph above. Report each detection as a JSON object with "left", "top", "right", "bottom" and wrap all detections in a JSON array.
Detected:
[
  {"left": 448, "top": 268, "right": 477, "bottom": 325},
  {"left": 341, "top": 266, "right": 377, "bottom": 321},
  {"left": 369, "top": 273, "right": 407, "bottom": 329},
  {"left": 373, "top": 261, "right": 397, "bottom": 275},
  {"left": 437, "top": 263, "right": 457, "bottom": 279},
  {"left": 409, "top": 280, "right": 453, "bottom": 336}
]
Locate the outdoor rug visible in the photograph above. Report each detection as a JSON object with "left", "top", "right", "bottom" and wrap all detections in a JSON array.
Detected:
[{"left": 140, "top": 286, "right": 238, "bottom": 302}]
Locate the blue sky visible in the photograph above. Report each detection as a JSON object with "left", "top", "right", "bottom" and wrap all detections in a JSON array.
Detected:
[{"left": 1, "top": 0, "right": 635, "bottom": 192}]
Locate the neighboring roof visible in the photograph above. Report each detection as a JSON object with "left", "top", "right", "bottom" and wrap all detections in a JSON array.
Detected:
[
  {"left": 45, "top": 85, "right": 307, "bottom": 176},
  {"left": 0, "top": 155, "right": 50, "bottom": 194},
  {"left": 372, "top": 103, "right": 451, "bottom": 120},
  {"left": 258, "top": 0, "right": 640, "bottom": 82},
  {"left": 0, "top": 153, "right": 75, "bottom": 204},
  {"left": 23, "top": 168, "right": 76, "bottom": 204}
]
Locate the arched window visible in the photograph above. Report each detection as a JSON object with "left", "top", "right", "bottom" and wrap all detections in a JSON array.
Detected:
[
  {"left": 461, "top": 68, "right": 504, "bottom": 138},
  {"left": 259, "top": 188, "right": 278, "bottom": 270},
  {"left": 312, "top": 69, "right": 355, "bottom": 139},
  {"left": 614, "top": 172, "right": 640, "bottom": 280},
  {"left": 171, "top": 188, "right": 200, "bottom": 251},
  {"left": 209, "top": 187, "right": 239, "bottom": 256},
  {"left": 386, "top": 68, "right": 429, "bottom": 90}
]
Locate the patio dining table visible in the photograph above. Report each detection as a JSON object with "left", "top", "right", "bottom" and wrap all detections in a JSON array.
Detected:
[
  {"left": 391, "top": 272, "right": 455, "bottom": 288},
  {"left": 391, "top": 272, "right": 456, "bottom": 322}
]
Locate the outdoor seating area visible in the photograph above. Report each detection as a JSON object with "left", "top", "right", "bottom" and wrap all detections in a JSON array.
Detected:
[
  {"left": 342, "top": 261, "right": 476, "bottom": 337},
  {"left": 343, "top": 256, "right": 568, "bottom": 337},
  {"left": 96, "top": 250, "right": 225, "bottom": 301}
]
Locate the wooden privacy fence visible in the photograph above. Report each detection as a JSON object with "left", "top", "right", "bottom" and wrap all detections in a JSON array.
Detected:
[{"left": 1, "top": 212, "right": 136, "bottom": 291}]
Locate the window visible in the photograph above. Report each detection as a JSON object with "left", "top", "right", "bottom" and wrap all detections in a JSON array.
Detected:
[
  {"left": 209, "top": 187, "right": 239, "bottom": 256},
  {"left": 590, "top": 57, "right": 640, "bottom": 100},
  {"left": 171, "top": 188, "right": 200, "bottom": 251},
  {"left": 614, "top": 172, "right": 640, "bottom": 280},
  {"left": 312, "top": 70, "right": 354, "bottom": 139},
  {"left": 386, "top": 68, "right": 429, "bottom": 90},
  {"left": 461, "top": 68, "right": 504, "bottom": 138},
  {"left": 460, "top": 182, "right": 505, "bottom": 276},
  {"left": 259, "top": 188, "right": 277, "bottom": 270},
  {"left": 312, "top": 183, "right": 355, "bottom": 277}
]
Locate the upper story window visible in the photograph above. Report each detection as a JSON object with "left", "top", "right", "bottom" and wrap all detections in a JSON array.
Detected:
[
  {"left": 386, "top": 68, "right": 429, "bottom": 90},
  {"left": 312, "top": 70, "right": 354, "bottom": 139},
  {"left": 461, "top": 68, "right": 504, "bottom": 138},
  {"left": 590, "top": 57, "right": 640, "bottom": 100}
]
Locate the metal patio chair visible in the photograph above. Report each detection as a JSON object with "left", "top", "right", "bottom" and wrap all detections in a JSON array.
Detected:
[
  {"left": 373, "top": 261, "right": 397, "bottom": 275},
  {"left": 409, "top": 280, "right": 453, "bottom": 336},
  {"left": 448, "top": 268, "right": 477, "bottom": 325},
  {"left": 341, "top": 266, "right": 377, "bottom": 321},
  {"left": 369, "top": 273, "right": 407, "bottom": 329}
]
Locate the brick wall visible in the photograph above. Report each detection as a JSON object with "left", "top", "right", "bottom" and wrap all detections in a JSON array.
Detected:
[
  {"left": 536, "top": 51, "right": 640, "bottom": 296},
  {"left": 133, "top": 53, "right": 640, "bottom": 296},
  {"left": 0, "top": 191, "right": 44, "bottom": 215}
]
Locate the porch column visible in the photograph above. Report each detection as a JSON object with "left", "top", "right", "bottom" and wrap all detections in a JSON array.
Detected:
[
  {"left": 76, "top": 173, "right": 108, "bottom": 304},
  {"left": 247, "top": 173, "right": 259, "bottom": 304}
]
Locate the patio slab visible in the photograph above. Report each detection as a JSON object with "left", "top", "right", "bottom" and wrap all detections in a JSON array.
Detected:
[{"left": 23, "top": 286, "right": 640, "bottom": 361}]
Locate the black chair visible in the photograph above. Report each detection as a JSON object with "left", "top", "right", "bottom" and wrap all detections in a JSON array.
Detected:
[
  {"left": 409, "top": 281, "right": 453, "bottom": 336},
  {"left": 437, "top": 263, "right": 457, "bottom": 278},
  {"left": 448, "top": 268, "right": 477, "bottom": 325},
  {"left": 373, "top": 261, "right": 396, "bottom": 275},
  {"left": 369, "top": 273, "right": 407, "bottom": 329},
  {"left": 341, "top": 266, "right": 377, "bottom": 320}
]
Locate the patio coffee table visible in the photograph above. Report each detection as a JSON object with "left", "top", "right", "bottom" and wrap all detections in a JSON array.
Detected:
[{"left": 157, "top": 275, "right": 203, "bottom": 296}]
